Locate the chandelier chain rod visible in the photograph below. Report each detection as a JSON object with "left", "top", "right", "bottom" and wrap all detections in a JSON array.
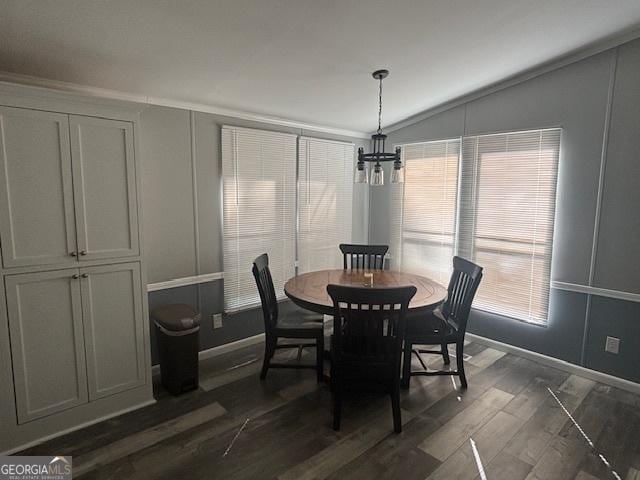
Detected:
[
  {"left": 377, "top": 75, "right": 383, "bottom": 134},
  {"left": 355, "top": 69, "right": 403, "bottom": 185}
]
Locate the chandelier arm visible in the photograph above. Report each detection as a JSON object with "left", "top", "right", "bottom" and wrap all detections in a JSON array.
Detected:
[{"left": 359, "top": 153, "right": 399, "bottom": 162}]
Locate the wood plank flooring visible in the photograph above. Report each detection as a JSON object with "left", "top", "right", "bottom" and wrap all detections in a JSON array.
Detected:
[{"left": 17, "top": 341, "right": 640, "bottom": 480}]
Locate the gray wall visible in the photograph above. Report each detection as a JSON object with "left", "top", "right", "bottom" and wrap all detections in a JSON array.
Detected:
[
  {"left": 139, "top": 107, "right": 369, "bottom": 362},
  {"left": 371, "top": 38, "right": 640, "bottom": 383}
]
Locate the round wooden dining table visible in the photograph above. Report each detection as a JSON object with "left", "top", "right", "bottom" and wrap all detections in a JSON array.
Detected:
[{"left": 284, "top": 269, "right": 448, "bottom": 316}]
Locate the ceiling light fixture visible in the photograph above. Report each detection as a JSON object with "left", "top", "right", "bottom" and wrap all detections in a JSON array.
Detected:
[{"left": 355, "top": 69, "right": 403, "bottom": 186}]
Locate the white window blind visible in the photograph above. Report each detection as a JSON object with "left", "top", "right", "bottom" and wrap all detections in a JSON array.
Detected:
[
  {"left": 298, "top": 137, "right": 354, "bottom": 273},
  {"left": 392, "top": 128, "right": 560, "bottom": 325},
  {"left": 459, "top": 128, "right": 560, "bottom": 324},
  {"left": 222, "top": 126, "right": 297, "bottom": 312},
  {"left": 390, "top": 139, "right": 461, "bottom": 286}
]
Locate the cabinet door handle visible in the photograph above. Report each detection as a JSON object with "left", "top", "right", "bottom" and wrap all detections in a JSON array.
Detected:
[
  {"left": 72, "top": 274, "right": 80, "bottom": 279},
  {"left": 81, "top": 273, "right": 89, "bottom": 278},
  {"left": 80, "top": 250, "right": 87, "bottom": 256},
  {"left": 70, "top": 251, "right": 78, "bottom": 257}
]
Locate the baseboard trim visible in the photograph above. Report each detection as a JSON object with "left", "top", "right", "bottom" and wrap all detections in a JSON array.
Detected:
[
  {"left": 151, "top": 329, "right": 640, "bottom": 396},
  {"left": 466, "top": 333, "right": 640, "bottom": 395},
  {"left": 198, "top": 333, "right": 266, "bottom": 360},
  {"left": 1, "top": 399, "right": 157, "bottom": 456},
  {"left": 147, "top": 272, "right": 223, "bottom": 292},
  {"left": 152, "top": 333, "right": 266, "bottom": 374},
  {"left": 18, "top": 330, "right": 631, "bottom": 457}
]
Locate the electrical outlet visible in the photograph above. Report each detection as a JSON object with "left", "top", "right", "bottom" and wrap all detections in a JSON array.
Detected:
[
  {"left": 212, "top": 313, "right": 223, "bottom": 329},
  {"left": 605, "top": 336, "right": 620, "bottom": 354}
]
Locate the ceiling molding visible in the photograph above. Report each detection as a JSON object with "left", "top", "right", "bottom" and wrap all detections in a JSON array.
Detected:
[
  {"left": 382, "top": 26, "right": 640, "bottom": 135},
  {"left": 0, "top": 71, "right": 370, "bottom": 139},
  {"left": 2, "top": 23, "right": 639, "bottom": 140}
]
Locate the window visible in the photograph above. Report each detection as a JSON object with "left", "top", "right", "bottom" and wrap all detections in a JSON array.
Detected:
[
  {"left": 390, "top": 139, "right": 461, "bottom": 285},
  {"left": 222, "top": 127, "right": 356, "bottom": 312},
  {"left": 459, "top": 129, "right": 560, "bottom": 324},
  {"left": 222, "top": 126, "right": 297, "bottom": 312},
  {"left": 393, "top": 128, "right": 560, "bottom": 325},
  {"left": 298, "top": 137, "right": 354, "bottom": 273}
]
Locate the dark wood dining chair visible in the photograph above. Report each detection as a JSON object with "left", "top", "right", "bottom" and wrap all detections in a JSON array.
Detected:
[
  {"left": 252, "top": 254, "right": 324, "bottom": 382},
  {"left": 339, "top": 243, "right": 388, "bottom": 270},
  {"left": 402, "top": 256, "right": 483, "bottom": 389},
  {"left": 327, "top": 284, "right": 416, "bottom": 433}
]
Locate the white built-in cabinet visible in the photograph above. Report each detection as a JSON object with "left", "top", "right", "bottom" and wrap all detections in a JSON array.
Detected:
[
  {"left": 5, "top": 263, "right": 145, "bottom": 423},
  {"left": 0, "top": 107, "right": 139, "bottom": 268},
  {"left": 5, "top": 269, "right": 88, "bottom": 423},
  {"left": 69, "top": 116, "right": 140, "bottom": 261},
  {"left": 0, "top": 96, "right": 151, "bottom": 449},
  {"left": 81, "top": 262, "right": 145, "bottom": 401},
  {"left": 0, "top": 108, "right": 76, "bottom": 267}
]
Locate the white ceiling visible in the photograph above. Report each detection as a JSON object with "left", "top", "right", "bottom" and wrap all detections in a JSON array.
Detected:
[{"left": 2, "top": 0, "right": 640, "bottom": 134}]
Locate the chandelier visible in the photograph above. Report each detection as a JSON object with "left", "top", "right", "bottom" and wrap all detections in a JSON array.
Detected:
[{"left": 355, "top": 69, "right": 403, "bottom": 186}]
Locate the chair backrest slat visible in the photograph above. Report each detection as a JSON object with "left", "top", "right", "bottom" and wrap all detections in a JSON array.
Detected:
[
  {"left": 441, "top": 256, "right": 483, "bottom": 333},
  {"left": 327, "top": 285, "right": 416, "bottom": 367},
  {"left": 252, "top": 254, "right": 279, "bottom": 336},
  {"left": 339, "top": 244, "right": 388, "bottom": 270}
]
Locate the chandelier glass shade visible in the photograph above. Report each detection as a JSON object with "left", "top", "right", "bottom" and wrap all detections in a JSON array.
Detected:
[{"left": 355, "top": 69, "right": 403, "bottom": 186}]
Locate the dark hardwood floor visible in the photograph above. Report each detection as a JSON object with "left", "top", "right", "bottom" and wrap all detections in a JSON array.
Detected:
[{"left": 18, "top": 340, "right": 640, "bottom": 479}]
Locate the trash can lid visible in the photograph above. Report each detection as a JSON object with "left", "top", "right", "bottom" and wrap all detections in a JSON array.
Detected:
[{"left": 151, "top": 304, "right": 201, "bottom": 332}]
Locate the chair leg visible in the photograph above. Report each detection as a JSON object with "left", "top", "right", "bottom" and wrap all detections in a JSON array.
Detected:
[
  {"left": 456, "top": 340, "right": 467, "bottom": 389},
  {"left": 332, "top": 374, "right": 342, "bottom": 431},
  {"left": 442, "top": 343, "right": 450, "bottom": 365},
  {"left": 402, "top": 341, "right": 412, "bottom": 389},
  {"left": 391, "top": 383, "right": 402, "bottom": 433},
  {"left": 316, "top": 334, "right": 324, "bottom": 382},
  {"left": 260, "top": 337, "right": 275, "bottom": 380}
]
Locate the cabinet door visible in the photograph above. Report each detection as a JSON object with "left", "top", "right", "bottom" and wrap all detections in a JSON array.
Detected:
[
  {"left": 80, "top": 262, "right": 145, "bottom": 400},
  {"left": 0, "top": 107, "right": 77, "bottom": 267},
  {"left": 5, "top": 270, "right": 88, "bottom": 423},
  {"left": 70, "top": 116, "right": 140, "bottom": 261}
]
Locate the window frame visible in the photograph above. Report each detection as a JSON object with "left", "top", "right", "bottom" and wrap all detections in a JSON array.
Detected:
[
  {"left": 394, "top": 127, "right": 561, "bottom": 326},
  {"left": 221, "top": 125, "right": 356, "bottom": 313},
  {"left": 297, "top": 136, "right": 355, "bottom": 274},
  {"left": 390, "top": 137, "right": 462, "bottom": 286}
]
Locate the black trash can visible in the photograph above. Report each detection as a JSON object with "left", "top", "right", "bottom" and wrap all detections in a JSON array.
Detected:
[{"left": 152, "top": 304, "right": 201, "bottom": 395}]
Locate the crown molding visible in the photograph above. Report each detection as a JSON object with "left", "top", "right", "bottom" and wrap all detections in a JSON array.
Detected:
[
  {"left": 0, "top": 71, "right": 369, "bottom": 139},
  {"left": 381, "top": 26, "right": 640, "bottom": 135},
  {"left": 4, "top": 24, "right": 639, "bottom": 140}
]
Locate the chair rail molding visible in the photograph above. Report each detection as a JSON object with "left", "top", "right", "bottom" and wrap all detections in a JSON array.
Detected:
[
  {"left": 147, "top": 272, "right": 224, "bottom": 292},
  {"left": 551, "top": 281, "right": 640, "bottom": 304}
]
